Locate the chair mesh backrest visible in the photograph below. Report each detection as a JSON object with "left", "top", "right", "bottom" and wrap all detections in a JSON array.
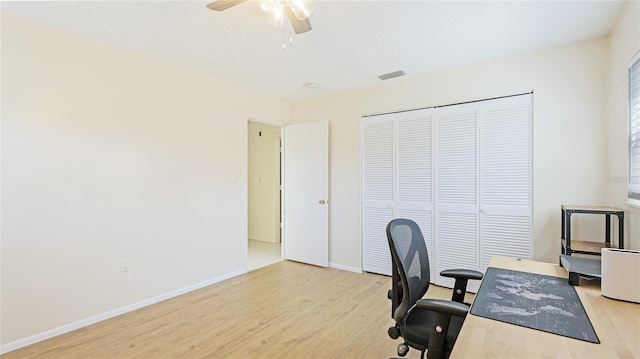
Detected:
[{"left": 387, "top": 218, "right": 431, "bottom": 322}]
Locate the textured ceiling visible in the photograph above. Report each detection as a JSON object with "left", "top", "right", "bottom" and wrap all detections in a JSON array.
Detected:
[{"left": 1, "top": 1, "right": 627, "bottom": 101}]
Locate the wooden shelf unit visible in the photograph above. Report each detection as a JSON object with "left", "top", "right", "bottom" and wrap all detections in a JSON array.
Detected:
[{"left": 561, "top": 205, "right": 624, "bottom": 257}]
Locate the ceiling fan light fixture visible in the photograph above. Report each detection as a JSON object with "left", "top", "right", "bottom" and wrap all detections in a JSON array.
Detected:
[
  {"left": 289, "top": 0, "right": 313, "bottom": 20},
  {"left": 260, "top": 0, "right": 312, "bottom": 21},
  {"left": 260, "top": 0, "right": 311, "bottom": 23},
  {"left": 259, "top": 0, "right": 284, "bottom": 24},
  {"left": 207, "top": 0, "right": 312, "bottom": 35},
  {"left": 259, "top": 0, "right": 277, "bottom": 12},
  {"left": 273, "top": 2, "right": 285, "bottom": 23}
]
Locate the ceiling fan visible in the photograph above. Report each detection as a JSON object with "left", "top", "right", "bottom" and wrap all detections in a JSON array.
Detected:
[{"left": 206, "top": 0, "right": 313, "bottom": 34}]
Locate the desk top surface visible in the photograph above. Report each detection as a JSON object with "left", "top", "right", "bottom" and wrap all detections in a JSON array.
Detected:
[{"left": 449, "top": 256, "right": 640, "bottom": 359}]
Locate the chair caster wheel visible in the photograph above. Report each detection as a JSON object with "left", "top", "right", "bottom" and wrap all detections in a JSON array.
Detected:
[
  {"left": 388, "top": 326, "right": 400, "bottom": 339},
  {"left": 397, "top": 343, "right": 409, "bottom": 357}
]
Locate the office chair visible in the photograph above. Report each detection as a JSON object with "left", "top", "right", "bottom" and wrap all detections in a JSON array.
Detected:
[{"left": 386, "top": 218, "right": 483, "bottom": 359}]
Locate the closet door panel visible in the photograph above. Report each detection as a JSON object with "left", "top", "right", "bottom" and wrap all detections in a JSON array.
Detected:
[
  {"left": 362, "top": 118, "right": 394, "bottom": 274},
  {"left": 434, "top": 212, "right": 478, "bottom": 289},
  {"left": 396, "top": 114, "right": 432, "bottom": 206},
  {"left": 362, "top": 119, "right": 394, "bottom": 207},
  {"left": 397, "top": 208, "right": 434, "bottom": 280},
  {"left": 479, "top": 97, "right": 531, "bottom": 207},
  {"left": 434, "top": 105, "right": 479, "bottom": 289},
  {"left": 362, "top": 207, "right": 394, "bottom": 275},
  {"left": 396, "top": 112, "right": 435, "bottom": 279},
  {"left": 480, "top": 214, "right": 531, "bottom": 271},
  {"left": 479, "top": 95, "right": 532, "bottom": 270},
  {"left": 435, "top": 109, "right": 477, "bottom": 207}
]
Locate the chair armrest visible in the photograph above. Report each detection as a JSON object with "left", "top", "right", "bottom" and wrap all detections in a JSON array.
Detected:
[
  {"left": 416, "top": 299, "right": 469, "bottom": 359},
  {"left": 440, "top": 269, "right": 484, "bottom": 281},
  {"left": 415, "top": 298, "right": 469, "bottom": 318},
  {"left": 440, "top": 269, "right": 484, "bottom": 304}
]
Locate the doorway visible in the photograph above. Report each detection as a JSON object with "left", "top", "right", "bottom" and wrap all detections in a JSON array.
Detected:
[{"left": 247, "top": 120, "right": 283, "bottom": 270}]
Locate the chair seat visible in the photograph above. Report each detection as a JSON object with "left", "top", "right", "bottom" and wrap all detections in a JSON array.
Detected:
[{"left": 401, "top": 307, "right": 465, "bottom": 353}]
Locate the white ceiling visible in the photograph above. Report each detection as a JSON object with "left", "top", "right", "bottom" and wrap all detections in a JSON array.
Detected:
[{"left": 1, "top": 1, "right": 627, "bottom": 102}]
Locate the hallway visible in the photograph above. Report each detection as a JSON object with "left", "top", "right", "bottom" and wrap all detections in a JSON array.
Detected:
[{"left": 248, "top": 239, "right": 281, "bottom": 271}]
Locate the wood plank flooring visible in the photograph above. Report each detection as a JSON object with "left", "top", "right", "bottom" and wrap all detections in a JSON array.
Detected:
[{"left": 3, "top": 261, "right": 464, "bottom": 359}]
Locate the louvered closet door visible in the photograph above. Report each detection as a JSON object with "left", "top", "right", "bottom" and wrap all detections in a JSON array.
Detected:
[
  {"left": 396, "top": 111, "right": 434, "bottom": 280},
  {"left": 361, "top": 111, "right": 433, "bottom": 276},
  {"left": 362, "top": 94, "right": 532, "bottom": 282},
  {"left": 479, "top": 95, "right": 532, "bottom": 271},
  {"left": 434, "top": 103, "right": 479, "bottom": 289},
  {"left": 362, "top": 116, "right": 395, "bottom": 275}
]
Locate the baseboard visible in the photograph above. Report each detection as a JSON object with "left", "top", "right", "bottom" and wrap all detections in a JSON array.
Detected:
[
  {"left": 0, "top": 269, "right": 246, "bottom": 354},
  {"left": 329, "top": 262, "right": 362, "bottom": 273}
]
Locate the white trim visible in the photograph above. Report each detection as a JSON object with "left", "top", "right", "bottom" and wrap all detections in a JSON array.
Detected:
[
  {"left": 0, "top": 269, "right": 246, "bottom": 355},
  {"left": 629, "top": 50, "right": 640, "bottom": 68},
  {"left": 628, "top": 50, "right": 640, "bottom": 201},
  {"left": 329, "top": 262, "right": 362, "bottom": 273},
  {"left": 624, "top": 199, "right": 640, "bottom": 209}
]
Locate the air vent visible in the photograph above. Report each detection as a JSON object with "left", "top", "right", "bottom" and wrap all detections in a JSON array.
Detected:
[{"left": 378, "top": 70, "right": 406, "bottom": 81}]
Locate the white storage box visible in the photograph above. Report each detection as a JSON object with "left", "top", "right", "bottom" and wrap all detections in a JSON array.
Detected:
[{"left": 601, "top": 248, "right": 640, "bottom": 303}]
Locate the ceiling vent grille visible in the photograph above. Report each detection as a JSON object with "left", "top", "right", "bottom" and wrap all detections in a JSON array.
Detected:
[{"left": 378, "top": 70, "right": 406, "bottom": 80}]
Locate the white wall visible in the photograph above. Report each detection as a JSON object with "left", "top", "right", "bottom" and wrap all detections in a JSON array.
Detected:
[
  {"left": 0, "top": 13, "right": 289, "bottom": 347},
  {"left": 606, "top": 1, "right": 640, "bottom": 250},
  {"left": 248, "top": 121, "right": 281, "bottom": 243},
  {"left": 3, "top": 4, "right": 635, "bottom": 352},
  {"left": 291, "top": 36, "right": 611, "bottom": 269}
]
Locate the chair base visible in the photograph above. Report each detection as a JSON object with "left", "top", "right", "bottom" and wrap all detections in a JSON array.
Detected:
[{"left": 397, "top": 342, "right": 409, "bottom": 356}]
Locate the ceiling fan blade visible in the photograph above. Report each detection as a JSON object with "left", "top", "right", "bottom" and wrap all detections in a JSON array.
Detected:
[
  {"left": 206, "top": 0, "right": 247, "bottom": 12},
  {"left": 287, "top": 7, "right": 312, "bottom": 34}
]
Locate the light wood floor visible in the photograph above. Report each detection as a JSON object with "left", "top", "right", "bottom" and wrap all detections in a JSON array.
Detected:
[{"left": 3, "top": 261, "right": 466, "bottom": 359}]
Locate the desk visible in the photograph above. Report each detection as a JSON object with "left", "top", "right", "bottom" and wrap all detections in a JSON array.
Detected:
[{"left": 450, "top": 256, "right": 640, "bottom": 358}]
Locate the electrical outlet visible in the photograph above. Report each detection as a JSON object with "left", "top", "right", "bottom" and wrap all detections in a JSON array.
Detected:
[{"left": 120, "top": 258, "right": 130, "bottom": 272}]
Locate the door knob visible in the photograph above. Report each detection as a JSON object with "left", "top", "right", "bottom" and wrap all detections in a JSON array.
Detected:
[{"left": 319, "top": 200, "right": 327, "bottom": 205}]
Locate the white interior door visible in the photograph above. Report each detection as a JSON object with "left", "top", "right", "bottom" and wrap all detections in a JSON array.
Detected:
[{"left": 283, "top": 120, "right": 329, "bottom": 267}]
